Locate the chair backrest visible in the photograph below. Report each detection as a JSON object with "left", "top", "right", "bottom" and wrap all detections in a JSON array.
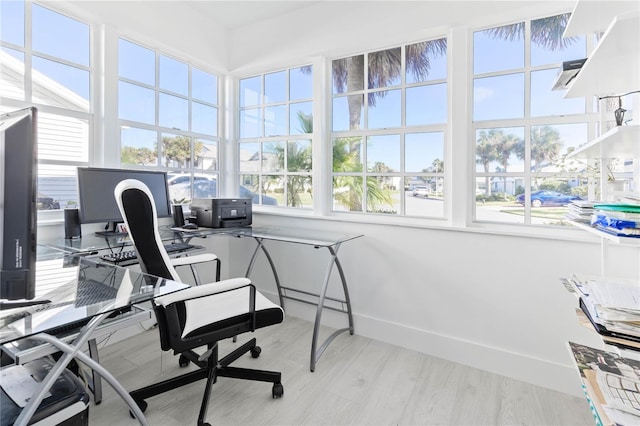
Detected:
[{"left": 114, "top": 179, "right": 181, "bottom": 282}]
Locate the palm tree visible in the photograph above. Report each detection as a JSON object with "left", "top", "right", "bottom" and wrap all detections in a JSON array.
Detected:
[
  {"left": 487, "top": 14, "right": 578, "bottom": 51},
  {"left": 497, "top": 133, "right": 522, "bottom": 197},
  {"left": 271, "top": 111, "right": 313, "bottom": 207},
  {"left": 475, "top": 129, "right": 502, "bottom": 196},
  {"left": 530, "top": 125, "right": 562, "bottom": 188},
  {"left": 332, "top": 39, "right": 448, "bottom": 129},
  {"left": 530, "top": 126, "right": 561, "bottom": 170},
  {"left": 430, "top": 158, "right": 444, "bottom": 174},
  {"left": 272, "top": 140, "right": 312, "bottom": 207}
]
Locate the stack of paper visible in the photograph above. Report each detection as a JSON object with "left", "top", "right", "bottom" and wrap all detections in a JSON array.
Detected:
[
  {"left": 563, "top": 274, "right": 640, "bottom": 342},
  {"left": 568, "top": 341, "right": 640, "bottom": 426},
  {"left": 591, "top": 204, "right": 640, "bottom": 237}
]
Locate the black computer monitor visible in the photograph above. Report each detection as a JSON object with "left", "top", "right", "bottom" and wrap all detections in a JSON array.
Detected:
[
  {"left": 77, "top": 167, "right": 172, "bottom": 236},
  {"left": 0, "top": 107, "right": 38, "bottom": 302}
]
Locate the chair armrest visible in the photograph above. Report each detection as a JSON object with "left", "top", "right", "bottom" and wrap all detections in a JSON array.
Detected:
[
  {"left": 170, "top": 253, "right": 217, "bottom": 268},
  {"left": 155, "top": 277, "right": 251, "bottom": 307}
]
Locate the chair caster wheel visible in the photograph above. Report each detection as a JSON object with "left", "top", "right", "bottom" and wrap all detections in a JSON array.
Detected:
[
  {"left": 179, "top": 354, "right": 190, "bottom": 367},
  {"left": 129, "top": 399, "right": 147, "bottom": 418},
  {"left": 250, "top": 346, "right": 262, "bottom": 358},
  {"left": 272, "top": 382, "right": 284, "bottom": 398}
]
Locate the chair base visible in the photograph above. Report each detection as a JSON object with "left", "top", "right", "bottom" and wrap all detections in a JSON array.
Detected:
[{"left": 129, "top": 337, "right": 282, "bottom": 426}]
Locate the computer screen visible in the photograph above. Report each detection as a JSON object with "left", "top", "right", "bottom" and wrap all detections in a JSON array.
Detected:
[
  {"left": 0, "top": 107, "right": 37, "bottom": 301},
  {"left": 77, "top": 167, "right": 172, "bottom": 235}
]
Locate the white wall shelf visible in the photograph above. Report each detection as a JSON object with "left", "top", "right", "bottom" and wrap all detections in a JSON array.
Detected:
[
  {"left": 564, "top": 11, "right": 639, "bottom": 98},
  {"left": 568, "top": 220, "right": 640, "bottom": 246},
  {"left": 567, "top": 125, "right": 640, "bottom": 160},
  {"left": 564, "top": 0, "right": 640, "bottom": 37}
]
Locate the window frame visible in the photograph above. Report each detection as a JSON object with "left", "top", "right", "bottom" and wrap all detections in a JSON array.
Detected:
[
  {"left": 470, "top": 13, "right": 600, "bottom": 229},
  {"left": 237, "top": 64, "right": 315, "bottom": 209},
  {"left": 329, "top": 37, "right": 448, "bottom": 219},
  {"left": 116, "top": 36, "right": 222, "bottom": 206}
]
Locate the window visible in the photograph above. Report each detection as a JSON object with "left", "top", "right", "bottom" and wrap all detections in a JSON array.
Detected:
[
  {"left": 238, "top": 66, "right": 313, "bottom": 207},
  {"left": 331, "top": 39, "right": 447, "bottom": 216},
  {"left": 118, "top": 38, "right": 220, "bottom": 205},
  {"left": 473, "top": 14, "right": 595, "bottom": 226},
  {"left": 0, "top": 1, "right": 91, "bottom": 211}
]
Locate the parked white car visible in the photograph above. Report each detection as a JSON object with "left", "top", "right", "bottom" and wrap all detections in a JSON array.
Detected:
[{"left": 412, "top": 186, "right": 429, "bottom": 198}]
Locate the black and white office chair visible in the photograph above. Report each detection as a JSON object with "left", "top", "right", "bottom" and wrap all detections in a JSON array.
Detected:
[{"left": 114, "top": 179, "right": 284, "bottom": 426}]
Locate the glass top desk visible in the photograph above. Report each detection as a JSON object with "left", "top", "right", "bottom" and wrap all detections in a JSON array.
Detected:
[
  {"left": 44, "top": 231, "right": 193, "bottom": 256},
  {"left": 166, "top": 225, "right": 364, "bottom": 372},
  {"left": 0, "top": 247, "right": 187, "bottom": 425}
]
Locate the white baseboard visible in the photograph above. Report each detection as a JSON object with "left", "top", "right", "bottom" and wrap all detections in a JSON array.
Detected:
[{"left": 273, "top": 293, "right": 583, "bottom": 398}]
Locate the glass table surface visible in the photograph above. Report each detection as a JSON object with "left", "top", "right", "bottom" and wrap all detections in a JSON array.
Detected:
[
  {"left": 43, "top": 231, "right": 184, "bottom": 254},
  {"left": 165, "top": 225, "right": 363, "bottom": 247},
  {"left": 0, "top": 248, "right": 187, "bottom": 345}
]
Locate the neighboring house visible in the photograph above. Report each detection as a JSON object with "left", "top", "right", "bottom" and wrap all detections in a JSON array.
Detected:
[{"left": 1, "top": 50, "right": 88, "bottom": 209}]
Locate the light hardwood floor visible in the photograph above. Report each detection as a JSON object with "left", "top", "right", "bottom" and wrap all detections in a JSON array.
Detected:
[{"left": 88, "top": 317, "right": 594, "bottom": 425}]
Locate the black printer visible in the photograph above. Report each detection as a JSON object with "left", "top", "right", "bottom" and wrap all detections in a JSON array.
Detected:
[{"left": 190, "top": 198, "right": 252, "bottom": 228}]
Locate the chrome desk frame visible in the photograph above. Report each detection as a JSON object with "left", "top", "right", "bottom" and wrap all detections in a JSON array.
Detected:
[
  {"left": 173, "top": 226, "right": 362, "bottom": 372},
  {"left": 1, "top": 252, "right": 188, "bottom": 426},
  {"left": 14, "top": 311, "right": 149, "bottom": 425}
]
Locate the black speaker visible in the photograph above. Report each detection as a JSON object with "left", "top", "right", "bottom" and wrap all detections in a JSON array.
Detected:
[
  {"left": 172, "top": 205, "right": 185, "bottom": 227},
  {"left": 64, "top": 209, "right": 82, "bottom": 240}
]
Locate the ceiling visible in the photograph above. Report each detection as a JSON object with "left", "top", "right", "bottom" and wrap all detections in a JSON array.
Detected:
[{"left": 183, "top": 1, "right": 324, "bottom": 30}]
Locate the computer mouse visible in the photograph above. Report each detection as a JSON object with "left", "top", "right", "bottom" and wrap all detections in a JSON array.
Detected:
[{"left": 182, "top": 223, "right": 198, "bottom": 230}]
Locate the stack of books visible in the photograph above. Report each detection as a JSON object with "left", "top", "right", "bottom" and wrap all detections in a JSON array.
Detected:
[{"left": 590, "top": 204, "right": 640, "bottom": 237}]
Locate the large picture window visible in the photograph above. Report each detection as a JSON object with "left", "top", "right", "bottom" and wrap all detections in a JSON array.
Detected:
[
  {"left": 472, "top": 14, "right": 596, "bottom": 227},
  {"left": 118, "top": 38, "right": 220, "bottom": 205},
  {"left": 331, "top": 38, "right": 447, "bottom": 217},
  {"left": 238, "top": 66, "right": 313, "bottom": 207},
  {"left": 0, "top": 1, "right": 91, "bottom": 210}
]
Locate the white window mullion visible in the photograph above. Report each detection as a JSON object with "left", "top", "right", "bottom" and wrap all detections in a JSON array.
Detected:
[
  {"left": 316, "top": 55, "right": 330, "bottom": 216},
  {"left": 101, "top": 24, "right": 118, "bottom": 167},
  {"left": 449, "top": 25, "right": 470, "bottom": 227}
]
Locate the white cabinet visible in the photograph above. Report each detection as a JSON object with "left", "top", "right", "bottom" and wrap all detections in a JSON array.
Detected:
[
  {"left": 563, "top": 3, "right": 639, "bottom": 98},
  {"left": 564, "top": 0, "right": 640, "bottom": 36}
]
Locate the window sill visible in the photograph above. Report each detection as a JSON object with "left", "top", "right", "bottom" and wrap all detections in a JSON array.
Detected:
[{"left": 252, "top": 208, "right": 602, "bottom": 244}]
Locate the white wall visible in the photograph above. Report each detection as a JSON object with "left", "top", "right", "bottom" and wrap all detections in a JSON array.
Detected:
[{"left": 222, "top": 214, "right": 637, "bottom": 396}]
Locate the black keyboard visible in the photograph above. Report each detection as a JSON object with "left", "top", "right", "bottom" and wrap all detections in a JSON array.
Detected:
[
  {"left": 75, "top": 279, "right": 119, "bottom": 307},
  {"left": 99, "top": 242, "right": 199, "bottom": 263}
]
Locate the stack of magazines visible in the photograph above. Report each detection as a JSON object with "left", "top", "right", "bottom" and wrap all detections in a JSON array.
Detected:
[
  {"left": 568, "top": 341, "right": 640, "bottom": 426},
  {"left": 566, "top": 200, "right": 596, "bottom": 223},
  {"left": 590, "top": 204, "right": 640, "bottom": 237}
]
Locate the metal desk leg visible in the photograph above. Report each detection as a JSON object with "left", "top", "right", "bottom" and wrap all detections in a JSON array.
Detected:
[
  {"left": 14, "top": 313, "right": 149, "bottom": 426},
  {"left": 88, "top": 338, "right": 103, "bottom": 404},
  {"left": 310, "top": 243, "right": 354, "bottom": 372},
  {"left": 245, "top": 237, "right": 284, "bottom": 308}
]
